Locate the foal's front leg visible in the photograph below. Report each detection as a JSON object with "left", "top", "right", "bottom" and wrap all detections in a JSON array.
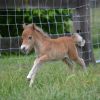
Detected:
[
  {"left": 27, "top": 55, "right": 48, "bottom": 87},
  {"left": 27, "top": 58, "right": 39, "bottom": 80}
]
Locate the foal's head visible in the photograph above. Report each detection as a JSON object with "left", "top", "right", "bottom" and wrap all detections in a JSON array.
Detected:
[
  {"left": 21, "top": 23, "right": 36, "bottom": 54},
  {"left": 21, "top": 23, "right": 49, "bottom": 54}
]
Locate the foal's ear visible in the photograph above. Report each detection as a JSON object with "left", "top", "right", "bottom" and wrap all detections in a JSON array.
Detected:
[
  {"left": 31, "top": 23, "right": 36, "bottom": 30},
  {"left": 23, "top": 23, "right": 26, "bottom": 29}
]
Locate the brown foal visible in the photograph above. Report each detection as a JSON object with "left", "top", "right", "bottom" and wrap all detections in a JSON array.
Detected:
[{"left": 21, "top": 23, "right": 86, "bottom": 87}]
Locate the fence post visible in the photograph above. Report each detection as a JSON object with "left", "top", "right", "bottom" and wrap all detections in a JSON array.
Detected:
[{"left": 73, "top": 0, "right": 95, "bottom": 65}]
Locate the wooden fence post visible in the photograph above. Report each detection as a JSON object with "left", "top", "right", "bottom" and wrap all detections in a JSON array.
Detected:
[{"left": 73, "top": 0, "right": 95, "bottom": 65}]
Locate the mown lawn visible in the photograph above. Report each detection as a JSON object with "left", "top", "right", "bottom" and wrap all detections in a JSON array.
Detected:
[{"left": 0, "top": 54, "right": 100, "bottom": 100}]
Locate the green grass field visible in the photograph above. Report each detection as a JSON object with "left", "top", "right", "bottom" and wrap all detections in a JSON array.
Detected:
[{"left": 0, "top": 54, "right": 100, "bottom": 100}]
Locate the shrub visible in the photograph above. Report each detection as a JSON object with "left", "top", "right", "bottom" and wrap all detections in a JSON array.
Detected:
[{"left": 0, "top": 8, "right": 72, "bottom": 37}]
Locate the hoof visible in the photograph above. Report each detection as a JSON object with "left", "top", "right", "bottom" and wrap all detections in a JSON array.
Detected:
[
  {"left": 27, "top": 78, "right": 31, "bottom": 81},
  {"left": 29, "top": 84, "right": 32, "bottom": 87}
]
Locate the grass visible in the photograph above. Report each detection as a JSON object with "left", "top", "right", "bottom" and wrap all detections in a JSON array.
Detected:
[
  {"left": 0, "top": 54, "right": 100, "bottom": 100},
  {"left": 0, "top": 7, "right": 100, "bottom": 100}
]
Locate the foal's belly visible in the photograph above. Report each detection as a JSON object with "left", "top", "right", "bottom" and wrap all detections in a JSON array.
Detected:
[
  {"left": 48, "top": 47, "right": 68, "bottom": 60},
  {"left": 43, "top": 39, "right": 69, "bottom": 60}
]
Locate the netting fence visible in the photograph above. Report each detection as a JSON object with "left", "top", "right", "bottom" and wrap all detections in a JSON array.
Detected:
[
  {"left": 90, "top": 0, "right": 100, "bottom": 63},
  {"left": 0, "top": 0, "right": 100, "bottom": 64}
]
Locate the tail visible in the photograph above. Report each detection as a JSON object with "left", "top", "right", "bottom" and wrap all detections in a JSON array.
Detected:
[{"left": 72, "top": 33, "right": 85, "bottom": 47}]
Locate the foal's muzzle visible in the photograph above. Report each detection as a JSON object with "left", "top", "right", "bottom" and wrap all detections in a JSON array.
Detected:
[{"left": 20, "top": 45, "right": 29, "bottom": 54}]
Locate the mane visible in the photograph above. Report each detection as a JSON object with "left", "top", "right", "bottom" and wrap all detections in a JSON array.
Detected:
[
  {"left": 35, "top": 25, "right": 50, "bottom": 38},
  {"left": 26, "top": 23, "right": 50, "bottom": 38}
]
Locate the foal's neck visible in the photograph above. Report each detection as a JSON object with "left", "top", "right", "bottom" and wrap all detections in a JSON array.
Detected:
[{"left": 33, "top": 30, "right": 49, "bottom": 56}]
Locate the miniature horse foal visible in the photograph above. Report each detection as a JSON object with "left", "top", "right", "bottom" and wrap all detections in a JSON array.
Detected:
[{"left": 21, "top": 23, "right": 86, "bottom": 87}]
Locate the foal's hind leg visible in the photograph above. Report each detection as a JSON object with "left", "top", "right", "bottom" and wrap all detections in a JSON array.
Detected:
[
  {"left": 62, "top": 58, "right": 74, "bottom": 71},
  {"left": 74, "top": 57, "right": 86, "bottom": 70}
]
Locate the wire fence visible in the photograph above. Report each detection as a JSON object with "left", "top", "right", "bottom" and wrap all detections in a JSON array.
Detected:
[{"left": 0, "top": 0, "right": 100, "bottom": 64}]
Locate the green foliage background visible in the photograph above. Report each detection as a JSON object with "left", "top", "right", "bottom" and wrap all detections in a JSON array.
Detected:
[{"left": 0, "top": 9, "right": 72, "bottom": 37}]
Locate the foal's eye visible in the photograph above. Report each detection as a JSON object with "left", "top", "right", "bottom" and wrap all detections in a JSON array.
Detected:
[{"left": 28, "top": 36, "right": 32, "bottom": 40}]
